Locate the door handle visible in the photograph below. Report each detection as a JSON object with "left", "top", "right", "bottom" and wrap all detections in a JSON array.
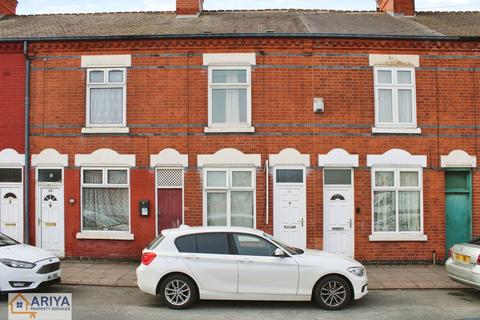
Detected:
[
  {"left": 238, "top": 259, "right": 253, "bottom": 264},
  {"left": 300, "top": 218, "right": 304, "bottom": 228},
  {"left": 349, "top": 219, "right": 352, "bottom": 229}
]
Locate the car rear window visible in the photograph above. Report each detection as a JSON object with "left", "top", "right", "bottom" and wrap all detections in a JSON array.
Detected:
[
  {"left": 196, "top": 233, "right": 230, "bottom": 255},
  {"left": 469, "top": 237, "right": 480, "bottom": 245},
  {"left": 147, "top": 235, "right": 165, "bottom": 250},
  {"left": 175, "top": 235, "right": 196, "bottom": 253}
]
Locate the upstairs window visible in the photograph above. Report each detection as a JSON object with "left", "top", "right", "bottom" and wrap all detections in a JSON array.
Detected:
[
  {"left": 86, "top": 68, "right": 126, "bottom": 127},
  {"left": 374, "top": 67, "right": 416, "bottom": 129},
  {"left": 208, "top": 67, "right": 252, "bottom": 131}
]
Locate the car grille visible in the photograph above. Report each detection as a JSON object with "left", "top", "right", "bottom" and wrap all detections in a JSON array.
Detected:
[{"left": 37, "top": 262, "right": 60, "bottom": 274}]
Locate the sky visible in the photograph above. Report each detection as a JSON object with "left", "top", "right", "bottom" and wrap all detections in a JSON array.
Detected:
[{"left": 16, "top": 0, "right": 480, "bottom": 14}]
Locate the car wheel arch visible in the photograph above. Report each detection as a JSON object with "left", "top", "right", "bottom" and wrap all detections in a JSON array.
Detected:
[
  {"left": 311, "top": 273, "right": 354, "bottom": 301},
  {"left": 156, "top": 272, "right": 200, "bottom": 298}
]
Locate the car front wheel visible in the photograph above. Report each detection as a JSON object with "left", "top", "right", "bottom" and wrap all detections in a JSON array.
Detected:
[
  {"left": 313, "top": 275, "right": 352, "bottom": 310},
  {"left": 160, "top": 275, "right": 197, "bottom": 309}
]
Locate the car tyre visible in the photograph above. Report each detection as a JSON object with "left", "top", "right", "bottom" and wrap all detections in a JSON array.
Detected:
[
  {"left": 313, "top": 275, "right": 352, "bottom": 310},
  {"left": 160, "top": 274, "right": 197, "bottom": 309}
]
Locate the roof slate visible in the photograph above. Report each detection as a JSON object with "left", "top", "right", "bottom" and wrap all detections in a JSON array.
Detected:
[{"left": 0, "top": 10, "right": 478, "bottom": 40}]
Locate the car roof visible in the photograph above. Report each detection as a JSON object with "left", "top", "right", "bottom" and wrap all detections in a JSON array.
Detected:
[{"left": 161, "top": 225, "right": 264, "bottom": 238}]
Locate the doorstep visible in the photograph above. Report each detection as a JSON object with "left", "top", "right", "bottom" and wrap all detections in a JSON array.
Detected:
[{"left": 59, "top": 262, "right": 467, "bottom": 290}]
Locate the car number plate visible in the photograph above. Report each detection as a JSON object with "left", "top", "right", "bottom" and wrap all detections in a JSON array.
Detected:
[{"left": 454, "top": 253, "right": 471, "bottom": 264}]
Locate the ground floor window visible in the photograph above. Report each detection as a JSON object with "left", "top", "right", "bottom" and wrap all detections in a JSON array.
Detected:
[
  {"left": 204, "top": 168, "right": 255, "bottom": 228},
  {"left": 372, "top": 168, "right": 422, "bottom": 233},
  {"left": 81, "top": 168, "right": 130, "bottom": 232}
]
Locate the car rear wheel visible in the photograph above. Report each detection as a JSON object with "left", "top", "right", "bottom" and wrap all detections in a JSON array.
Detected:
[
  {"left": 313, "top": 275, "right": 352, "bottom": 310},
  {"left": 160, "top": 274, "right": 197, "bottom": 309}
]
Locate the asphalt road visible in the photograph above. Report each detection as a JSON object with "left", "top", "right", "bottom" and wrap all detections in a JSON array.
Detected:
[{"left": 1, "top": 285, "right": 480, "bottom": 320}]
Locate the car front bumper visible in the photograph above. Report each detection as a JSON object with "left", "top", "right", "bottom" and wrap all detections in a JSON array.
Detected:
[
  {"left": 0, "top": 259, "right": 61, "bottom": 293},
  {"left": 350, "top": 275, "right": 369, "bottom": 300},
  {"left": 445, "top": 258, "right": 480, "bottom": 290}
]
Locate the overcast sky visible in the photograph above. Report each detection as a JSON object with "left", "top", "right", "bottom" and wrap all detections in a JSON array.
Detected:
[{"left": 16, "top": 0, "right": 480, "bottom": 14}]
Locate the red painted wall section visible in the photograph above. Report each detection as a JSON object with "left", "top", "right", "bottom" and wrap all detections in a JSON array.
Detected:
[{"left": 0, "top": 52, "right": 25, "bottom": 153}]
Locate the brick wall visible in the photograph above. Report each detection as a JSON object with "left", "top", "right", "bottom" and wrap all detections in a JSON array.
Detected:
[
  {"left": 27, "top": 37, "right": 480, "bottom": 260},
  {"left": 0, "top": 48, "right": 25, "bottom": 152}
]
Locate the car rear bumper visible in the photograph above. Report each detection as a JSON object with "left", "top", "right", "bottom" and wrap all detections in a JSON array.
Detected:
[
  {"left": 136, "top": 264, "right": 161, "bottom": 296},
  {"left": 445, "top": 258, "right": 480, "bottom": 290}
]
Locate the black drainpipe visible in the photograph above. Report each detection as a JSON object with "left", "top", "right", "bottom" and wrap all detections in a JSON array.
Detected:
[{"left": 23, "top": 40, "right": 30, "bottom": 244}]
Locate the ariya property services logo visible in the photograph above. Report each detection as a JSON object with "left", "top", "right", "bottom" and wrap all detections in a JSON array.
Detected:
[{"left": 8, "top": 293, "right": 72, "bottom": 320}]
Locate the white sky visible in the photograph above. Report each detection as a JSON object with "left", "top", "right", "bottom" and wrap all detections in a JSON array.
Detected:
[{"left": 16, "top": 0, "right": 480, "bottom": 14}]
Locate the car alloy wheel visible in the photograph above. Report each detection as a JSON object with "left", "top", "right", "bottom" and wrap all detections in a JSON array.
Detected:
[
  {"left": 160, "top": 275, "right": 197, "bottom": 309},
  {"left": 314, "top": 275, "right": 352, "bottom": 310}
]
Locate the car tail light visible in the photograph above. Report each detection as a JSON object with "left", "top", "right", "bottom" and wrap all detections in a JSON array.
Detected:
[
  {"left": 477, "top": 254, "right": 480, "bottom": 265},
  {"left": 141, "top": 252, "right": 157, "bottom": 266},
  {"left": 448, "top": 248, "right": 453, "bottom": 258}
]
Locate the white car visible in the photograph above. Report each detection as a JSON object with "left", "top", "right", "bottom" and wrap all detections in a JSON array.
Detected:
[
  {"left": 136, "top": 226, "right": 368, "bottom": 310},
  {"left": 0, "top": 233, "right": 61, "bottom": 293},
  {"left": 446, "top": 237, "right": 480, "bottom": 290}
]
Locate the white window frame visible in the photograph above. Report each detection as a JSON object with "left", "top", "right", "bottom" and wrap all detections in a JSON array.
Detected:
[
  {"left": 203, "top": 167, "right": 256, "bottom": 227},
  {"left": 79, "top": 167, "right": 131, "bottom": 235},
  {"left": 85, "top": 68, "right": 127, "bottom": 129},
  {"left": 206, "top": 66, "right": 253, "bottom": 133},
  {"left": 370, "top": 167, "right": 426, "bottom": 241},
  {"left": 374, "top": 67, "right": 417, "bottom": 130}
]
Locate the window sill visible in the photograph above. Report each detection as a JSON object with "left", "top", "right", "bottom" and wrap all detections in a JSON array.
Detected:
[
  {"left": 81, "top": 127, "right": 130, "bottom": 134},
  {"left": 76, "top": 231, "right": 134, "bottom": 241},
  {"left": 369, "top": 233, "right": 428, "bottom": 242},
  {"left": 372, "top": 127, "right": 421, "bottom": 135},
  {"left": 204, "top": 127, "right": 255, "bottom": 134}
]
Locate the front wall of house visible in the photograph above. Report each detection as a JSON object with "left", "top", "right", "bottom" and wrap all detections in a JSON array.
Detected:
[{"left": 27, "top": 38, "right": 480, "bottom": 261}]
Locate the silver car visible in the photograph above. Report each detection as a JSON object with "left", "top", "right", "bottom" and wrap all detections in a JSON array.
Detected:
[{"left": 446, "top": 237, "right": 480, "bottom": 290}]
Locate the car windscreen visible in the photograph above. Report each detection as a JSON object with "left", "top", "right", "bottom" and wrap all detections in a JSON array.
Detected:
[
  {"left": 147, "top": 235, "right": 165, "bottom": 250},
  {"left": 263, "top": 233, "right": 303, "bottom": 255},
  {"left": 469, "top": 237, "right": 480, "bottom": 245},
  {"left": 0, "top": 233, "right": 18, "bottom": 247}
]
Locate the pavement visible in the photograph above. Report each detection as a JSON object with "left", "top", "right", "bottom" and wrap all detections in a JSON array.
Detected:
[
  {"left": 60, "top": 261, "right": 467, "bottom": 290},
  {"left": 2, "top": 286, "right": 480, "bottom": 320}
]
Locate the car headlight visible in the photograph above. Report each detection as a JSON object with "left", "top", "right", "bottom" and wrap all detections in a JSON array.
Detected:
[
  {"left": 0, "top": 259, "right": 36, "bottom": 269},
  {"left": 348, "top": 267, "right": 365, "bottom": 277}
]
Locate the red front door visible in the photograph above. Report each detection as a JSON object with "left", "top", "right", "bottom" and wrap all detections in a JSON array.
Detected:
[{"left": 157, "top": 188, "right": 182, "bottom": 233}]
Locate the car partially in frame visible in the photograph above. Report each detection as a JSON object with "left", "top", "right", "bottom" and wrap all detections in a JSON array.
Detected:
[
  {"left": 0, "top": 233, "right": 61, "bottom": 293},
  {"left": 446, "top": 237, "right": 480, "bottom": 290},
  {"left": 136, "top": 226, "right": 368, "bottom": 310}
]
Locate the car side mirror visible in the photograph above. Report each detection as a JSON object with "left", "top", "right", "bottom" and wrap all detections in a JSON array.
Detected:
[{"left": 274, "top": 248, "right": 286, "bottom": 257}]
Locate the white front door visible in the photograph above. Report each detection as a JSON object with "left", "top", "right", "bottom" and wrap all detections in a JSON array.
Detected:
[
  {"left": 274, "top": 184, "right": 306, "bottom": 249},
  {"left": 323, "top": 187, "right": 354, "bottom": 257},
  {"left": 39, "top": 188, "right": 64, "bottom": 256},
  {"left": 0, "top": 187, "right": 23, "bottom": 243}
]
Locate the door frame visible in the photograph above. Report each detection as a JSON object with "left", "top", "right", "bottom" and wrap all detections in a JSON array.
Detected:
[
  {"left": 272, "top": 165, "right": 307, "bottom": 248},
  {"left": 0, "top": 167, "right": 24, "bottom": 243},
  {"left": 35, "top": 167, "right": 65, "bottom": 257},
  {"left": 444, "top": 168, "right": 472, "bottom": 254},
  {"left": 322, "top": 168, "right": 355, "bottom": 257},
  {"left": 155, "top": 166, "right": 185, "bottom": 236}
]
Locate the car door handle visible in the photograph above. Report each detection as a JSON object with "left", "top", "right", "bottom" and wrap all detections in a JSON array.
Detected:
[
  {"left": 238, "top": 259, "right": 253, "bottom": 264},
  {"left": 184, "top": 255, "right": 199, "bottom": 260}
]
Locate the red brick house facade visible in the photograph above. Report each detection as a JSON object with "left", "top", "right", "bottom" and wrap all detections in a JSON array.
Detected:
[
  {"left": 0, "top": 0, "right": 26, "bottom": 245},
  {"left": 1, "top": 0, "right": 479, "bottom": 262}
]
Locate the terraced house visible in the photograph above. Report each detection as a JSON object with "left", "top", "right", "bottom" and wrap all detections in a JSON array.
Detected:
[{"left": 0, "top": 0, "right": 479, "bottom": 262}]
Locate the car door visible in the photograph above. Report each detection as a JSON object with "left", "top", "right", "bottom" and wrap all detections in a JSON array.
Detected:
[
  {"left": 231, "top": 233, "right": 299, "bottom": 295},
  {"left": 176, "top": 232, "right": 238, "bottom": 294}
]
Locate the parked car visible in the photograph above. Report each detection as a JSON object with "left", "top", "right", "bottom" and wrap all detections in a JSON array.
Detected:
[
  {"left": 0, "top": 233, "right": 61, "bottom": 293},
  {"left": 446, "top": 237, "right": 480, "bottom": 290},
  {"left": 137, "top": 226, "right": 368, "bottom": 310}
]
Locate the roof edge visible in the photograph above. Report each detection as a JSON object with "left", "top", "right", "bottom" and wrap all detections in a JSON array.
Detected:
[{"left": 0, "top": 32, "right": 471, "bottom": 43}]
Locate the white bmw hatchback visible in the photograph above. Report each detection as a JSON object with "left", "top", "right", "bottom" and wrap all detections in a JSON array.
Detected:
[
  {"left": 137, "top": 226, "right": 368, "bottom": 310},
  {"left": 0, "top": 233, "right": 61, "bottom": 293}
]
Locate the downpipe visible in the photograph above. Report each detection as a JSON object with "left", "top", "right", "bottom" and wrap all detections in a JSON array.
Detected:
[{"left": 23, "top": 40, "right": 30, "bottom": 244}]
